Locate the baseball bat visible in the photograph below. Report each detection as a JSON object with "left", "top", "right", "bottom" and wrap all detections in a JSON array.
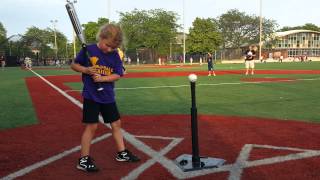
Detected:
[{"left": 65, "top": 1, "right": 104, "bottom": 91}]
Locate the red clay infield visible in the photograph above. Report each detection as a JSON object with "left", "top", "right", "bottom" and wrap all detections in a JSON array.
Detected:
[{"left": 1, "top": 70, "right": 320, "bottom": 179}]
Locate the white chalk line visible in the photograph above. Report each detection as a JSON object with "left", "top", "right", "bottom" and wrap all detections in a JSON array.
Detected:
[
  {"left": 121, "top": 137, "right": 184, "bottom": 180},
  {"left": 1, "top": 133, "right": 112, "bottom": 180},
  {"left": 182, "top": 144, "right": 320, "bottom": 180},
  {"left": 63, "top": 77, "right": 320, "bottom": 92}
]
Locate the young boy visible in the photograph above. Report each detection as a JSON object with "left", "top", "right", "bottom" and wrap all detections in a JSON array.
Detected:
[
  {"left": 71, "top": 24, "right": 140, "bottom": 172},
  {"left": 207, "top": 53, "right": 216, "bottom": 76}
]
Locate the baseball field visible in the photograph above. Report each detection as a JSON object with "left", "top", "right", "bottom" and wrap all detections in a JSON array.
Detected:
[{"left": 1, "top": 61, "right": 320, "bottom": 179}]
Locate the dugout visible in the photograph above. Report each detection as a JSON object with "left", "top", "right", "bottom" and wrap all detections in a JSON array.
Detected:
[{"left": 4, "top": 56, "right": 20, "bottom": 67}]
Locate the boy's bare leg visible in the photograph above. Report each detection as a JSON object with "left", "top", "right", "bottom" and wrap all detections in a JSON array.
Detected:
[
  {"left": 111, "top": 120, "right": 125, "bottom": 152},
  {"left": 81, "top": 123, "right": 98, "bottom": 157}
]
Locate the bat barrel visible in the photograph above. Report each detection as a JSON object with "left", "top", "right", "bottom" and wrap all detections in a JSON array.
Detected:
[{"left": 65, "top": 2, "right": 86, "bottom": 45}]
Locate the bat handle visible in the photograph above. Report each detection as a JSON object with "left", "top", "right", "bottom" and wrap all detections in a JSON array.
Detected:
[{"left": 82, "top": 45, "right": 104, "bottom": 92}]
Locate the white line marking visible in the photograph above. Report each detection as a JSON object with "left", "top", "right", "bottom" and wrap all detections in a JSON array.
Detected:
[
  {"left": 1, "top": 133, "right": 112, "bottom": 180},
  {"left": 182, "top": 144, "right": 320, "bottom": 180},
  {"left": 28, "top": 69, "right": 84, "bottom": 109},
  {"left": 228, "top": 144, "right": 252, "bottom": 180},
  {"left": 64, "top": 77, "right": 320, "bottom": 92},
  {"left": 134, "top": 135, "right": 182, "bottom": 140},
  {"left": 122, "top": 137, "right": 184, "bottom": 180}
]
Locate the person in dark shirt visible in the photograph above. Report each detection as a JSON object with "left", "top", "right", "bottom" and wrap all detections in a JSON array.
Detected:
[
  {"left": 244, "top": 46, "right": 256, "bottom": 75},
  {"left": 207, "top": 53, "right": 216, "bottom": 76}
]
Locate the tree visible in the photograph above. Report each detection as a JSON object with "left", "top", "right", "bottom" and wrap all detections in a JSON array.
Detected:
[
  {"left": 0, "top": 22, "right": 7, "bottom": 48},
  {"left": 119, "top": 9, "right": 149, "bottom": 50},
  {"left": 278, "top": 23, "right": 320, "bottom": 32},
  {"left": 218, "top": 9, "right": 278, "bottom": 48},
  {"left": 82, "top": 18, "right": 109, "bottom": 44},
  {"left": 303, "top": 23, "right": 320, "bottom": 31},
  {"left": 186, "top": 18, "right": 222, "bottom": 54},
  {"left": 22, "top": 27, "right": 46, "bottom": 57},
  {"left": 22, "top": 26, "right": 67, "bottom": 62},
  {"left": 144, "top": 9, "right": 179, "bottom": 60},
  {"left": 47, "top": 28, "right": 68, "bottom": 59},
  {"left": 119, "top": 9, "right": 179, "bottom": 62}
]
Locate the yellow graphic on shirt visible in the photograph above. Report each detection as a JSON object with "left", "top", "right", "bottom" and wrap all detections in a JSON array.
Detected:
[
  {"left": 90, "top": 56, "right": 113, "bottom": 76},
  {"left": 90, "top": 56, "right": 99, "bottom": 66}
]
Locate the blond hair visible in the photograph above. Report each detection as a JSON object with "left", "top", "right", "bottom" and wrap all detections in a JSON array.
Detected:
[{"left": 97, "top": 24, "right": 123, "bottom": 48}]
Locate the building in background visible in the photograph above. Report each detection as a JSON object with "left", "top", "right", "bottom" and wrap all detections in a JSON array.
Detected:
[{"left": 273, "top": 29, "right": 320, "bottom": 58}]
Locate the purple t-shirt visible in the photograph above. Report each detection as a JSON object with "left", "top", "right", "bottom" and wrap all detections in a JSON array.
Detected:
[{"left": 75, "top": 44, "right": 123, "bottom": 104}]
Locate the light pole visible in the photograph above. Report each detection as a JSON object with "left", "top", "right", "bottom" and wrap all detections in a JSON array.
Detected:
[
  {"left": 170, "top": 42, "right": 172, "bottom": 60},
  {"left": 107, "top": 0, "right": 111, "bottom": 20},
  {"left": 66, "top": 41, "right": 68, "bottom": 59},
  {"left": 50, "top": 19, "right": 58, "bottom": 60},
  {"left": 9, "top": 41, "right": 12, "bottom": 56},
  {"left": 183, "top": 0, "right": 186, "bottom": 64},
  {"left": 73, "top": 31, "right": 77, "bottom": 58},
  {"left": 259, "top": 0, "right": 263, "bottom": 60}
]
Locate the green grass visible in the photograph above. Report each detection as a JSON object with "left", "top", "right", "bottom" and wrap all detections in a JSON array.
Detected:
[
  {"left": 118, "top": 74, "right": 320, "bottom": 122},
  {"left": 66, "top": 72, "right": 320, "bottom": 122},
  {"left": 1, "top": 61, "right": 320, "bottom": 130},
  {"left": 0, "top": 67, "right": 38, "bottom": 129}
]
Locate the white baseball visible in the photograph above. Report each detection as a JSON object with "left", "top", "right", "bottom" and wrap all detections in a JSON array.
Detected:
[{"left": 188, "top": 74, "right": 197, "bottom": 82}]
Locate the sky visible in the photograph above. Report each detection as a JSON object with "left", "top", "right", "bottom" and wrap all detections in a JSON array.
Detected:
[{"left": 1, "top": 0, "right": 319, "bottom": 41}]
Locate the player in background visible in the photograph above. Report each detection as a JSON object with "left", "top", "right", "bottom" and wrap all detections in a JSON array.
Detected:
[
  {"left": 0, "top": 55, "right": 5, "bottom": 70},
  {"left": 24, "top": 57, "right": 32, "bottom": 69},
  {"left": 207, "top": 53, "right": 216, "bottom": 76},
  {"left": 117, "top": 48, "right": 126, "bottom": 74},
  {"left": 244, "top": 45, "right": 256, "bottom": 75}
]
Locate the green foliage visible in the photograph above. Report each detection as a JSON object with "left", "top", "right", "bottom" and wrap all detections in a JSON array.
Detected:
[
  {"left": 218, "top": 9, "right": 278, "bottom": 48},
  {"left": 0, "top": 22, "right": 7, "bottom": 48},
  {"left": 22, "top": 26, "right": 49, "bottom": 57},
  {"left": 21, "top": 26, "right": 67, "bottom": 59},
  {"left": 119, "top": 9, "right": 179, "bottom": 60},
  {"left": 278, "top": 23, "right": 320, "bottom": 32},
  {"left": 82, "top": 18, "right": 109, "bottom": 44},
  {"left": 186, "top": 18, "right": 222, "bottom": 54},
  {"left": 119, "top": 9, "right": 148, "bottom": 50}
]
